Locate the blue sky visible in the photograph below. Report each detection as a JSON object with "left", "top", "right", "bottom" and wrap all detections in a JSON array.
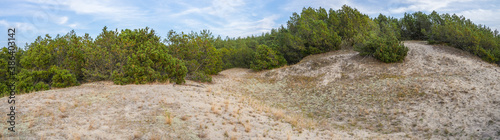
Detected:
[{"left": 1, "top": 0, "right": 499, "bottom": 48}]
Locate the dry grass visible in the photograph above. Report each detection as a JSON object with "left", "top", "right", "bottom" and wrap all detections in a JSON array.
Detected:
[
  {"left": 242, "top": 67, "right": 434, "bottom": 133},
  {"left": 272, "top": 109, "right": 284, "bottom": 120},
  {"left": 206, "top": 87, "right": 212, "bottom": 93},
  {"left": 47, "top": 94, "right": 56, "bottom": 100},
  {"left": 59, "top": 104, "right": 67, "bottom": 113},
  {"left": 88, "top": 120, "right": 94, "bottom": 130},
  {"left": 165, "top": 112, "right": 172, "bottom": 125},
  {"left": 211, "top": 103, "right": 220, "bottom": 115},
  {"left": 150, "top": 134, "right": 161, "bottom": 140},
  {"left": 239, "top": 90, "right": 318, "bottom": 130},
  {"left": 244, "top": 123, "right": 251, "bottom": 133},
  {"left": 40, "top": 134, "right": 45, "bottom": 140},
  {"left": 232, "top": 107, "right": 241, "bottom": 117},
  {"left": 133, "top": 131, "right": 143, "bottom": 139},
  {"left": 197, "top": 131, "right": 207, "bottom": 138},
  {"left": 72, "top": 133, "right": 81, "bottom": 140},
  {"left": 230, "top": 134, "right": 238, "bottom": 140},
  {"left": 180, "top": 115, "right": 190, "bottom": 121},
  {"left": 224, "top": 99, "right": 230, "bottom": 109}
]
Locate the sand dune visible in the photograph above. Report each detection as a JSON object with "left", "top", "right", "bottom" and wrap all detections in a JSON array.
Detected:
[{"left": 1, "top": 41, "right": 498, "bottom": 139}]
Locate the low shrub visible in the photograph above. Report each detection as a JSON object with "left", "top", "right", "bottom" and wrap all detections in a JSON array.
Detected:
[
  {"left": 355, "top": 33, "right": 408, "bottom": 63},
  {"left": 34, "top": 82, "right": 50, "bottom": 91},
  {"left": 374, "top": 42, "right": 408, "bottom": 63},
  {"left": 108, "top": 28, "right": 188, "bottom": 85},
  {"left": 188, "top": 71, "right": 212, "bottom": 83},
  {"left": 250, "top": 44, "right": 287, "bottom": 71},
  {"left": 51, "top": 66, "right": 79, "bottom": 88},
  {"left": 15, "top": 66, "right": 79, "bottom": 93}
]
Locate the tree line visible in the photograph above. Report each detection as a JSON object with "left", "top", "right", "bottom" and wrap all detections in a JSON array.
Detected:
[{"left": 1, "top": 5, "right": 499, "bottom": 95}]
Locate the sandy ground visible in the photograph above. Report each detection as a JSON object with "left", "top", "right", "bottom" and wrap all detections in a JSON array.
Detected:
[
  {"left": 255, "top": 41, "right": 500, "bottom": 139},
  {"left": 0, "top": 41, "right": 499, "bottom": 139},
  {"left": 0, "top": 69, "right": 334, "bottom": 139}
]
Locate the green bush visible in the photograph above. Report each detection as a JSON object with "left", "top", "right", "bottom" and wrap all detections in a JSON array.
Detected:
[
  {"left": 278, "top": 7, "right": 342, "bottom": 64},
  {"left": 250, "top": 45, "right": 287, "bottom": 71},
  {"left": 111, "top": 70, "right": 127, "bottom": 85},
  {"left": 426, "top": 12, "right": 500, "bottom": 65},
  {"left": 374, "top": 42, "right": 409, "bottom": 63},
  {"left": 15, "top": 69, "right": 34, "bottom": 93},
  {"left": 15, "top": 66, "right": 79, "bottom": 93},
  {"left": 111, "top": 28, "right": 188, "bottom": 85},
  {"left": 51, "top": 66, "right": 79, "bottom": 88},
  {"left": 82, "top": 27, "right": 118, "bottom": 81},
  {"left": 471, "top": 46, "right": 498, "bottom": 63},
  {"left": 16, "top": 69, "right": 51, "bottom": 93},
  {"left": 166, "top": 30, "right": 222, "bottom": 82},
  {"left": 355, "top": 33, "right": 380, "bottom": 57},
  {"left": 34, "top": 82, "right": 50, "bottom": 91},
  {"left": 0, "top": 47, "right": 23, "bottom": 96},
  {"left": 0, "top": 48, "right": 9, "bottom": 96},
  {"left": 21, "top": 35, "right": 54, "bottom": 70},
  {"left": 189, "top": 71, "right": 212, "bottom": 83},
  {"left": 355, "top": 32, "right": 408, "bottom": 63}
]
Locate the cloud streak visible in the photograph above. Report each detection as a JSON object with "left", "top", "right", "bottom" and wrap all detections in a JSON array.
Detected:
[
  {"left": 168, "top": 0, "right": 280, "bottom": 37},
  {"left": 388, "top": 0, "right": 475, "bottom": 13}
]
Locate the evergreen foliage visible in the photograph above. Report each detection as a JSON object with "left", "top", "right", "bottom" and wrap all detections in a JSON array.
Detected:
[
  {"left": 0, "top": 47, "right": 15, "bottom": 96},
  {"left": 110, "top": 28, "right": 187, "bottom": 84},
  {"left": 373, "top": 42, "right": 408, "bottom": 63},
  {"left": 15, "top": 66, "right": 79, "bottom": 93},
  {"left": 82, "top": 26, "right": 117, "bottom": 81},
  {"left": 250, "top": 45, "right": 286, "bottom": 71},
  {"left": 166, "top": 30, "right": 223, "bottom": 82},
  {"left": 355, "top": 13, "right": 409, "bottom": 63},
  {"left": 2, "top": 5, "right": 499, "bottom": 94},
  {"left": 403, "top": 11, "right": 500, "bottom": 64}
]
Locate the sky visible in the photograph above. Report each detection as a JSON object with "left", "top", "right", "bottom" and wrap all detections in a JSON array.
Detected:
[{"left": 1, "top": 0, "right": 499, "bottom": 48}]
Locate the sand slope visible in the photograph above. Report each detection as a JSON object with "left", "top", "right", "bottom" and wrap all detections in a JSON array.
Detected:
[
  {"left": 0, "top": 69, "right": 332, "bottom": 139},
  {"left": 0, "top": 41, "right": 499, "bottom": 139},
  {"left": 256, "top": 41, "right": 500, "bottom": 139}
]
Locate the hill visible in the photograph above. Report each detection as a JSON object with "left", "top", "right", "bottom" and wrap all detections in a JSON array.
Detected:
[
  {"left": 247, "top": 41, "right": 500, "bottom": 139},
  {"left": 0, "top": 41, "right": 499, "bottom": 139}
]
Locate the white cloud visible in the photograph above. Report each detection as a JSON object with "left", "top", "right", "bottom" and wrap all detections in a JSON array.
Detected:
[
  {"left": 389, "top": 0, "right": 474, "bottom": 13},
  {"left": 208, "top": 0, "right": 245, "bottom": 17},
  {"left": 0, "top": 20, "right": 41, "bottom": 46},
  {"left": 68, "top": 23, "right": 78, "bottom": 28},
  {"left": 57, "top": 16, "right": 68, "bottom": 24},
  {"left": 208, "top": 15, "right": 280, "bottom": 37},
  {"left": 0, "top": 20, "right": 36, "bottom": 31},
  {"left": 169, "top": 0, "right": 280, "bottom": 37},
  {"left": 281, "top": 0, "right": 350, "bottom": 12},
  {"left": 458, "top": 9, "right": 500, "bottom": 31},
  {"left": 458, "top": 9, "right": 499, "bottom": 23},
  {"left": 26, "top": 0, "right": 147, "bottom": 22},
  {"left": 170, "top": 7, "right": 208, "bottom": 17},
  {"left": 0, "top": 20, "right": 9, "bottom": 27}
]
